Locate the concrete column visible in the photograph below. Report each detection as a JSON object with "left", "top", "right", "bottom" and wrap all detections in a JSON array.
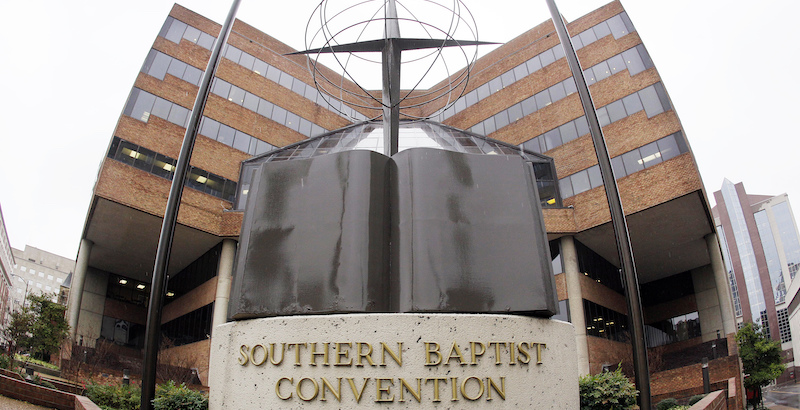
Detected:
[
  {"left": 212, "top": 239, "right": 237, "bottom": 331},
  {"left": 68, "top": 238, "right": 92, "bottom": 340},
  {"left": 561, "top": 235, "right": 590, "bottom": 375},
  {"left": 706, "top": 233, "right": 737, "bottom": 335}
]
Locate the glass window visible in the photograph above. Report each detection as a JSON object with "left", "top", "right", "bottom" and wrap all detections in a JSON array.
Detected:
[
  {"left": 183, "top": 26, "right": 202, "bottom": 43},
  {"left": 465, "top": 90, "right": 478, "bottom": 106},
  {"left": 233, "top": 131, "right": 251, "bottom": 152},
  {"left": 489, "top": 77, "right": 503, "bottom": 93},
  {"left": 549, "top": 82, "right": 566, "bottom": 102},
  {"left": 252, "top": 59, "right": 269, "bottom": 76},
  {"left": 183, "top": 66, "right": 202, "bottom": 85},
  {"left": 559, "top": 121, "right": 578, "bottom": 143},
  {"left": 587, "top": 165, "right": 603, "bottom": 188},
  {"left": 266, "top": 65, "right": 281, "bottom": 83},
  {"left": 607, "top": 55, "right": 625, "bottom": 74},
  {"left": 151, "top": 98, "right": 172, "bottom": 120},
  {"left": 243, "top": 93, "right": 260, "bottom": 111},
  {"left": 540, "top": 48, "right": 556, "bottom": 67},
  {"left": 454, "top": 98, "right": 467, "bottom": 113},
  {"left": 621, "top": 149, "right": 644, "bottom": 175},
  {"left": 520, "top": 96, "right": 537, "bottom": 115},
  {"left": 217, "top": 124, "right": 235, "bottom": 146},
  {"left": 575, "top": 116, "right": 589, "bottom": 136},
  {"left": 513, "top": 64, "right": 528, "bottom": 81},
  {"left": 543, "top": 128, "right": 562, "bottom": 151},
  {"left": 622, "top": 47, "right": 646, "bottom": 75},
  {"left": 622, "top": 93, "right": 643, "bottom": 115},
  {"left": 637, "top": 44, "right": 654, "bottom": 70},
  {"left": 291, "top": 79, "right": 306, "bottom": 96},
  {"left": 606, "top": 100, "right": 627, "bottom": 123},
  {"left": 593, "top": 21, "right": 611, "bottom": 39},
  {"left": 501, "top": 70, "right": 516, "bottom": 87},
  {"left": 212, "top": 79, "right": 231, "bottom": 98},
  {"left": 553, "top": 45, "right": 565, "bottom": 60},
  {"left": 657, "top": 135, "right": 680, "bottom": 161},
  {"left": 483, "top": 117, "right": 496, "bottom": 134},
  {"left": 579, "top": 29, "right": 597, "bottom": 47},
  {"left": 584, "top": 68, "right": 596, "bottom": 86},
  {"left": 571, "top": 35, "right": 583, "bottom": 50},
  {"left": 278, "top": 72, "right": 294, "bottom": 89},
  {"left": 593, "top": 61, "right": 611, "bottom": 82},
  {"left": 149, "top": 52, "right": 171, "bottom": 80},
  {"left": 611, "top": 155, "right": 625, "bottom": 177},
  {"left": 523, "top": 137, "right": 543, "bottom": 154},
  {"left": 131, "top": 90, "right": 156, "bottom": 122},
  {"left": 200, "top": 117, "right": 220, "bottom": 138},
  {"left": 228, "top": 86, "right": 246, "bottom": 105},
  {"left": 563, "top": 78, "right": 577, "bottom": 95},
  {"left": 257, "top": 100, "right": 274, "bottom": 117},
  {"left": 526, "top": 56, "right": 542, "bottom": 73},
  {"left": 225, "top": 45, "right": 242, "bottom": 63},
  {"left": 239, "top": 53, "right": 256, "bottom": 71},
  {"left": 152, "top": 153, "right": 175, "bottom": 178},
  {"left": 477, "top": 83, "right": 491, "bottom": 100},
  {"left": 197, "top": 32, "right": 215, "bottom": 49},
  {"left": 639, "top": 86, "right": 664, "bottom": 118},
  {"left": 596, "top": 107, "right": 610, "bottom": 127},
  {"left": 621, "top": 12, "right": 636, "bottom": 34},
  {"left": 559, "top": 178, "right": 574, "bottom": 198},
  {"left": 165, "top": 19, "right": 187, "bottom": 43},
  {"left": 167, "top": 59, "right": 187, "bottom": 79},
  {"left": 607, "top": 15, "right": 628, "bottom": 39},
  {"left": 494, "top": 110, "right": 510, "bottom": 129},
  {"left": 272, "top": 106, "right": 288, "bottom": 125},
  {"left": 167, "top": 104, "right": 189, "bottom": 127},
  {"left": 507, "top": 103, "right": 523, "bottom": 123},
  {"left": 571, "top": 171, "right": 591, "bottom": 195},
  {"left": 298, "top": 119, "right": 312, "bottom": 136},
  {"left": 285, "top": 112, "right": 300, "bottom": 131},
  {"left": 639, "top": 141, "right": 662, "bottom": 168},
  {"left": 535, "top": 89, "right": 552, "bottom": 108}
]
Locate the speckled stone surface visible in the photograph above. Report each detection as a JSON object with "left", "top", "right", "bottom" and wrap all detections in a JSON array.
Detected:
[{"left": 209, "top": 314, "right": 577, "bottom": 409}]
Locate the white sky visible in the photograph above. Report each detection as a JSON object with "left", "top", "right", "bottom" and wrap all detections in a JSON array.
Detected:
[{"left": 1, "top": 0, "right": 799, "bottom": 260}]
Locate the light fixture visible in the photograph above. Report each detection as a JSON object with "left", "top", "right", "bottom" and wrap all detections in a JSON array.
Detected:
[
  {"left": 163, "top": 163, "right": 175, "bottom": 172},
  {"left": 136, "top": 284, "right": 146, "bottom": 290},
  {"left": 119, "top": 279, "right": 128, "bottom": 285},
  {"left": 196, "top": 176, "right": 208, "bottom": 184},
  {"left": 607, "top": 321, "right": 615, "bottom": 325},
  {"left": 166, "top": 291, "right": 175, "bottom": 297},
  {"left": 638, "top": 152, "right": 661, "bottom": 165}
]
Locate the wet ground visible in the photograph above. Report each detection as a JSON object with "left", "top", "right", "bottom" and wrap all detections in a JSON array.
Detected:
[{"left": 765, "top": 381, "right": 800, "bottom": 409}]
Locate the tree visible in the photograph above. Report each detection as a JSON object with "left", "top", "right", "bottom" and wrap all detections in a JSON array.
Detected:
[
  {"left": 579, "top": 367, "right": 638, "bottom": 409},
  {"left": 6, "top": 294, "right": 69, "bottom": 361},
  {"left": 737, "top": 322, "right": 785, "bottom": 405}
]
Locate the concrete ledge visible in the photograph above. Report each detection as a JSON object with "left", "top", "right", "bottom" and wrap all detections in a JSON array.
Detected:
[
  {"left": 688, "top": 390, "right": 724, "bottom": 410},
  {"left": 0, "top": 371, "right": 99, "bottom": 410}
]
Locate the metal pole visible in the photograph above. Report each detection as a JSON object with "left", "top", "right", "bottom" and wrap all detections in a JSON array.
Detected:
[
  {"left": 140, "top": 1, "right": 240, "bottom": 409},
  {"left": 544, "top": 1, "right": 651, "bottom": 408}
]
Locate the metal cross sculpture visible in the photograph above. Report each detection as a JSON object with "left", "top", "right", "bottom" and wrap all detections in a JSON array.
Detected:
[{"left": 290, "top": 0, "right": 494, "bottom": 156}]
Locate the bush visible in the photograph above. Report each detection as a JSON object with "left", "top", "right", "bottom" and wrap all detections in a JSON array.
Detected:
[
  {"left": 0, "top": 354, "right": 11, "bottom": 370},
  {"left": 85, "top": 382, "right": 141, "bottom": 410},
  {"left": 153, "top": 381, "right": 208, "bottom": 410},
  {"left": 579, "top": 368, "right": 638, "bottom": 409},
  {"left": 655, "top": 398, "right": 679, "bottom": 410},
  {"left": 688, "top": 394, "right": 706, "bottom": 405}
]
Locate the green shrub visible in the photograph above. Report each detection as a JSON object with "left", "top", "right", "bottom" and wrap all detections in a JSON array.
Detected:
[
  {"left": 85, "top": 382, "right": 141, "bottom": 410},
  {"left": 655, "top": 397, "right": 679, "bottom": 410},
  {"left": 0, "top": 354, "right": 11, "bottom": 370},
  {"left": 153, "top": 380, "right": 208, "bottom": 410},
  {"left": 579, "top": 368, "right": 638, "bottom": 409},
  {"left": 688, "top": 394, "right": 706, "bottom": 405}
]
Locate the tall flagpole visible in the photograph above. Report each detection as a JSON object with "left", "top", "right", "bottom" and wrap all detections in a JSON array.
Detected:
[
  {"left": 545, "top": 1, "right": 651, "bottom": 408},
  {"left": 139, "top": 1, "right": 241, "bottom": 409}
]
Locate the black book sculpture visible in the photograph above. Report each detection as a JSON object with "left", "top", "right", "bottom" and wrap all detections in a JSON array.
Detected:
[{"left": 228, "top": 148, "right": 557, "bottom": 319}]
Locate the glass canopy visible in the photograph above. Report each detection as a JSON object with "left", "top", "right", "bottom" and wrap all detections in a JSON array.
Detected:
[{"left": 235, "top": 120, "right": 560, "bottom": 209}]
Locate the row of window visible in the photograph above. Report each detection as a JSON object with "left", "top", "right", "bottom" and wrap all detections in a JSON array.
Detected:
[
  {"left": 471, "top": 45, "right": 656, "bottom": 138},
  {"left": 199, "top": 117, "right": 276, "bottom": 156},
  {"left": 17, "top": 266, "right": 61, "bottom": 283},
  {"left": 124, "top": 88, "right": 191, "bottom": 128},
  {"left": 646, "top": 312, "right": 701, "bottom": 348},
  {"left": 142, "top": 49, "right": 204, "bottom": 86},
  {"left": 558, "top": 131, "right": 688, "bottom": 199},
  {"left": 778, "top": 308, "right": 792, "bottom": 343},
  {"left": 223, "top": 45, "right": 368, "bottom": 122},
  {"left": 522, "top": 82, "right": 671, "bottom": 155},
  {"left": 162, "top": 303, "right": 213, "bottom": 347},
  {"left": 471, "top": 77, "right": 578, "bottom": 136},
  {"left": 107, "top": 137, "right": 238, "bottom": 202},
  {"left": 211, "top": 78, "right": 329, "bottom": 138},
  {"left": 159, "top": 16, "right": 216, "bottom": 50},
  {"left": 437, "top": 12, "right": 635, "bottom": 123},
  {"left": 755, "top": 209, "right": 787, "bottom": 305}
]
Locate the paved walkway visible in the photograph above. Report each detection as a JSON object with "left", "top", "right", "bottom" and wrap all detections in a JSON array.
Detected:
[
  {"left": 765, "top": 381, "right": 800, "bottom": 410},
  {"left": 0, "top": 395, "right": 51, "bottom": 410}
]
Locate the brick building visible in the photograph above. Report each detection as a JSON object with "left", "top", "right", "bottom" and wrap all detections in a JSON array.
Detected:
[{"left": 67, "top": 1, "right": 741, "bottom": 404}]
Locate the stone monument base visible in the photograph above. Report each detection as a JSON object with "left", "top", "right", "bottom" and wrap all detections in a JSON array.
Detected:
[{"left": 209, "top": 314, "right": 577, "bottom": 409}]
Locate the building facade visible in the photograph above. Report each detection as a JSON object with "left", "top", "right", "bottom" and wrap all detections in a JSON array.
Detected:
[
  {"left": 713, "top": 179, "right": 800, "bottom": 379},
  {"left": 0, "top": 206, "right": 14, "bottom": 343},
  {"left": 68, "top": 1, "right": 740, "bottom": 403},
  {"left": 8, "top": 246, "right": 74, "bottom": 311}
]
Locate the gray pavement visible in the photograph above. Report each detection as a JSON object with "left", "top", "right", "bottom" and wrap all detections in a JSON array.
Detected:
[
  {"left": 765, "top": 382, "right": 800, "bottom": 409},
  {"left": 0, "top": 395, "right": 51, "bottom": 410}
]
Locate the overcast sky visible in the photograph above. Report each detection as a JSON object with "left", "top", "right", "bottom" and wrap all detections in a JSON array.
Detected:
[{"left": 1, "top": 0, "right": 799, "bottom": 260}]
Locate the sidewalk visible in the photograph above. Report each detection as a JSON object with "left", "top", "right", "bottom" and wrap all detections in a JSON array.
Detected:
[
  {"left": 765, "top": 381, "right": 800, "bottom": 410},
  {"left": 0, "top": 394, "right": 51, "bottom": 410}
]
